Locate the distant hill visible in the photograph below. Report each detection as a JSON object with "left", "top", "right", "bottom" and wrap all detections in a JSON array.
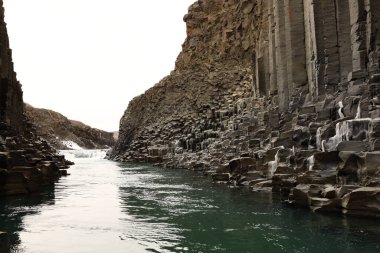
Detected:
[{"left": 25, "top": 104, "right": 116, "bottom": 150}]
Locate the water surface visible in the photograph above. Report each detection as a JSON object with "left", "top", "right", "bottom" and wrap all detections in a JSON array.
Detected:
[{"left": 0, "top": 150, "right": 379, "bottom": 252}]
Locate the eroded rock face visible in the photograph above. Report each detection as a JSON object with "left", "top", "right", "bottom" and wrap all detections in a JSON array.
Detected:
[
  {"left": 0, "top": 0, "right": 23, "bottom": 131},
  {"left": 112, "top": 0, "right": 380, "bottom": 217},
  {"left": 0, "top": 1, "right": 73, "bottom": 197},
  {"left": 25, "top": 104, "right": 115, "bottom": 150}
]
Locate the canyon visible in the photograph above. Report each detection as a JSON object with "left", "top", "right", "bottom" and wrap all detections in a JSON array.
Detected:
[
  {"left": 111, "top": 0, "right": 380, "bottom": 217},
  {"left": 1, "top": 0, "right": 380, "bottom": 251}
]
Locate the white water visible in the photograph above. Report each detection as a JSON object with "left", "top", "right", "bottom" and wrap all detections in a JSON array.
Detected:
[
  {"left": 316, "top": 127, "right": 322, "bottom": 150},
  {"left": 267, "top": 148, "right": 283, "bottom": 178},
  {"left": 61, "top": 140, "right": 83, "bottom": 150},
  {"left": 60, "top": 149, "right": 109, "bottom": 160},
  {"left": 338, "top": 101, "right": 345, "bottom": 119},
  {"left": 320, "top": 118, "right": 372, "bottom": 151},
  {"left": 326, "top": 121, "right": 350, "bottom": 151},
  {"left": 307, "top": 155, "right": 315, "bottom": 171},
  {"left": 355, "top": 101, "right": 361, "bottom": 119},
  {"left": 3, "top": 150, "right": 380, "bottom": 253}
]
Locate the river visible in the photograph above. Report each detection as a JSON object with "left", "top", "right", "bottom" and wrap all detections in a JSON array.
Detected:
[{"left": 0, "top": 149, "right": 380, "bottom": 253}]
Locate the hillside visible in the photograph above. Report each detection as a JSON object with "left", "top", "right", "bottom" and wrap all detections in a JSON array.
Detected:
[{"left": 25, "top": 104, "right": 116, "bottom": 150}]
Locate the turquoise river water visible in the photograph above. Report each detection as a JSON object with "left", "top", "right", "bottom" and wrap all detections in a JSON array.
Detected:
[{"left": 0, "top": 149, "right": 380, "bottom": 253}]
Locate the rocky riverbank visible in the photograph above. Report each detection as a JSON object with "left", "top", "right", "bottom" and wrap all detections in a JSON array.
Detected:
[
  {"left": 111, "top": 0, "right": 380, "bottom": 218},
  {"left": 0, "top": 122, "right": 72, "bottom": 196}
]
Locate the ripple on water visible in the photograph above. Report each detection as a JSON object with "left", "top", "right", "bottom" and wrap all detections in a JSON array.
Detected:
[{"left": 1, "top": 155, "right": 380, "bottom": 253}]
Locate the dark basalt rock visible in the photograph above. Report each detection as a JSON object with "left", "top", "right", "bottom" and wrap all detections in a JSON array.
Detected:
[
  {"left": 0, "top": 0, "right": 73, "bottom": 199},
  {"left": 110, "top": 0, "right": 380, "bottom": 218}
]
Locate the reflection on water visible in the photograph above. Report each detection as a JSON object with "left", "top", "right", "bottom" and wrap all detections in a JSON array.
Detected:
[
  {"left": 0, "top": 150, "right": 379, "bottom": 253},
  {"left": 0, "top": 186, "right": 55, "bottom": 251},
  {"left": 117, "top": 164, "right": 380, "bottom": 253}
]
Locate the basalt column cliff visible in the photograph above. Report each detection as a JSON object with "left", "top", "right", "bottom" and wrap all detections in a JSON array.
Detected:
[
  {"left": 0, "top": 0, "right": 71, "bottom": 197},
  {"left": 112, "top": 0, "right": 380, "bottom": 217},
  {"left": 0, "top": 0, "right": 22, "bottom": 131}
]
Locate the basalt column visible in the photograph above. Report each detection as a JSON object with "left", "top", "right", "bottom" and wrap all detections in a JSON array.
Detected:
[
  {"left": 303, "top": 0, "right": 318, "bottom": 99},
  {"left": 268, "top": 0, "right": 277, "bottom": 95},
  {"left": 304, "top": 0, "right": 343, "bottom": 99},
  {"left": 274, "top": 0, "right": 289, "bottom": 111},
  {"left": 263, "top": 0, "right": 307, "bottom": 108},
  {"left": 349, "top": 0, "right": 368, "bottom": 79},
  {"left": 284, "top": 0, "right": 307, "bottom": 100},
  {"left": 366, "top": 0, "right": 380, "bottom": 74},
  {"left": 256, "top": 0, "right": 270, "bottom": 97},
  {"left": 316, "top": 0, "right": 341, "bottom": 93},
  {"left": 0, "top": 0, "right": 23, "bottom": 131},
  {"left": 335, "top": 0, "right": 353, "bottom": 83}
]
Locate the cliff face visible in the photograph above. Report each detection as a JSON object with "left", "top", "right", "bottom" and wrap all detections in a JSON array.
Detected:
[
  {"left": 112, "top": 0, "right": 380, "bottom": 217},
  {"left": 113, "top": 0, "right": 257, "bottom": 156},
  {"left": 25, "top": 104, "right": 115, "bottom": 150},
  {"left": 0, "top": 0, "right": 23, "bottom": 131},
  {"left": 0, "top": 1, "right": 72, "bottom": 197}
]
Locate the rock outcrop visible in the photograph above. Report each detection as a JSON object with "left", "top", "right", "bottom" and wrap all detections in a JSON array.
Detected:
[
  {"left": 0, "top": 0, "right": 23, "bottom": 132},
  {"left": 25, "top": 104, "right": 116, "bottom": 150},
  {"left": 112, "top": 0, "right": 380, "bottom": 218},
  {"left": 0, "top": 0, "right": 72, "bottom": 198}
]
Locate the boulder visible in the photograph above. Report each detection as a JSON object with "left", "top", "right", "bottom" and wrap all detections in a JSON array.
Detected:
[
  {"left": 342, "top": 187, "right": 380, "bottom": 216},
  {"left": 291, "top": 184, "right": 311, "bottom": 207},
  {"left": 336, "top": 185, "right": 362, "bottom": 198},
  {"left": 313, "top": 151, "right": 341, "bottom": 171},
  {"left": 228, "top": 157, "right": 255, "bottom": 174},
  {"left": 363, "top": 152, "right": 380, "bottom": 177},
  {"left": 337, "top": 141, "right": 369, "bottom": 152}
]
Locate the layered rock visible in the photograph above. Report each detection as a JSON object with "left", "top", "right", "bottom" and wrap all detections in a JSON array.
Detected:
[
  {"left": 0, "top": 0, "right": 72, "bottom": 199},
  {"left": 112, "top": 0, "right": 380, "bottom": 217},
  {"left": 25, "top": 104, "right": 116, "bottom": 150}
]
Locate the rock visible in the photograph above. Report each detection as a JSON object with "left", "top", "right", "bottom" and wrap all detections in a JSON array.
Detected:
[
  {"left": 290, "top": 184, "right": 311, "bottom": 207},
  {"left": 106, "top": 0, "right": 380, "bottom": 218},
  {"left": 337, "top": 153, "right": 363, "bottom": 184},
  {"left": 251, "top": 180, "right": 273, "bottom": 191},
  {"left": 337, "top": 141, "right": 369, "bottom": 152},
  {"left": 369, "top": 74, "right": 380, "bottom": 83},
  {"left": 228, "top": 157, "right": 255, "bottom": 174},
  {"left": 363, "top": 152, "right": 380, "bottom": 177},
  {"left": 313, "top": 198, "right": 343, "bottom": 213},
  {"left": 337, "top": 185, "right": 362, "bottom": 198},
  {"left": 321, "top": 185, "right": 336, "bottom": 199},
  {"left": 342, "top": 187, "right": 380, "bottom": 216},
  {"left": 211, "top": 173, "right": 230, "bottom": 182},
  {"left": 313, "top": 152, "right": 341, "bottom": 171},
  {"left": 0, "top": 152, "right": 9, "bottom": 169},
  {"left": 0, "top": 232, "right": 10, "bottom": 253},
  {"left": 310, "top": 197, "right": 332, "bottom": 207}
]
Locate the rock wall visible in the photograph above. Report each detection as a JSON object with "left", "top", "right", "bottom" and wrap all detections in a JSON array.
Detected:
[
  {"left": 112, "top": 0, "right": 257, "bottom": 157},
  {"left": 0, "top": 1, "right": 72, "bottom": 198},
  {"left": 0, "top": 0, "right": 23, "bottom": 131},
  {"left": 25, "top": 104, "right": 116, "bottom": 150},
  {"left": 112, "top": 0, "right": 380, "bottom": 217}
]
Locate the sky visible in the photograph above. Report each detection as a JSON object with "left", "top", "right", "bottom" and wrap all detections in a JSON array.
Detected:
[{"left": 3, "top": 0, "right": 195, "bottom": 132}]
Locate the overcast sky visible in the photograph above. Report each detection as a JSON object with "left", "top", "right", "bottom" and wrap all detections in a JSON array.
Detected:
[{"left": 3, "top": 0, "right": 195, "bottom": 132}]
